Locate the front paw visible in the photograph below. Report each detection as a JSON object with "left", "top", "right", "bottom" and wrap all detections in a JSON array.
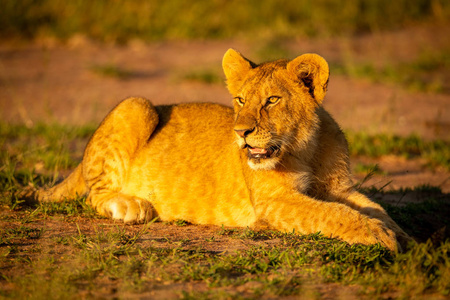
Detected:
[
  {"left": 342, "top": 217, "right": 399, "bottom": 251},
  {"left": 101, "top": 196, "right": 154, "bottom": 224},
  {"left": 363, "top": 218, "right": 399, "bottom": 251}
]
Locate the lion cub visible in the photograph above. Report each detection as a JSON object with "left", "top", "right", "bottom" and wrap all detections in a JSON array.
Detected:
[{"left": 28, "top": 49, "right": 411, "bottom": 251}]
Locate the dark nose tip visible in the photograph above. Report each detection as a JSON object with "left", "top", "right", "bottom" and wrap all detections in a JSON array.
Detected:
[{"left": 234, "top": 127, "right": 255, "bottom": 138}]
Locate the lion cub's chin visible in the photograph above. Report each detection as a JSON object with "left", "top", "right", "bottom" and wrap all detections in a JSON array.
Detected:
[{"left": 247, "top": 157, "right": 279, "bottom": 171}]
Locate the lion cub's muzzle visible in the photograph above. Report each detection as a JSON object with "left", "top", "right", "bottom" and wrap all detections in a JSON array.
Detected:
[
  {"left": 234, "top": 127, "right": 281, "bottom": 160},
  {"left": 244, "top": 144, "right": 281, "bottom": 159}
]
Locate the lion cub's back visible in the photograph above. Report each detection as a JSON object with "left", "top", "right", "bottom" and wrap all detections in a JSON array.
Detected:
[{"left": 125, "top": 103, "right": 256, "bottom": 227}]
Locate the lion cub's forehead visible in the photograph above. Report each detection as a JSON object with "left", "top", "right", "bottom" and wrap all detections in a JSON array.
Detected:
[
  {"left": 240, "top": 60, "right": 291, "bottom": 97},
  {"left": 254, "top": 59, "right": 289, "bottom": 76}
]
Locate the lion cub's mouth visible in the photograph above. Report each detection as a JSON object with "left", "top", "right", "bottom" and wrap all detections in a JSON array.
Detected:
[{"left": 245, "top": 144, "right": 281, "bottom": 159}]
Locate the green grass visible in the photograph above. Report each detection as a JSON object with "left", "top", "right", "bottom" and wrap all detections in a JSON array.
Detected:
[
  {"left": 0, "top": 226, "right": 43, "bottom": 246},
  {"left": 254, "top": 38, "right": 294, "bottom": 62},
  {"left": 178, "top": 68, "right": 223, "bottom": 84},
  {"left": 1, "top": 0, "right": 448, "bottom": 42},
  {"left": 89, "top": 63, "right": 132, "bottom": 79},
  {"left": 353, "top": 163, "right": 385, "bottom": 175},
  {"left": 346, "top": 131, "right": 450, "bottom": 170},
  {"left": 38, "top": 196, "right": 99, "bottom": 219},
  {"left": 1, "top": 214, "right": 449, "bottom": 299},
  {"left": 332, "top": 49, "right": 450, "bottom": 93},
  {"left": 0, "top": 122, "right": 96, "bottom": 213},
  {"left": 0, "top": 122, "right": 95, "bottom": 172},
  {"left": 164, "top": 219, "right": 191, "bottom": 227}
]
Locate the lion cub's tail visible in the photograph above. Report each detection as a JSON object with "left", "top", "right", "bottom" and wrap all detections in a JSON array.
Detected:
[{"left": 20, "top": 164, "right": 88, "bottom": 204}]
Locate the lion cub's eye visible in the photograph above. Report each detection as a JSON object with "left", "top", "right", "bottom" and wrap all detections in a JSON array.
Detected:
[
  {"left": 235, "top": 97, "right": 245, "bottom": 106},
  {"left": 266, "top": 96, "right": 281, "bottom": 105}
]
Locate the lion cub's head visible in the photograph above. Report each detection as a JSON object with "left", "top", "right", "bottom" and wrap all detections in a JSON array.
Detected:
[{"left": 222, "top": 49, "right": 329, "bottom": 170}]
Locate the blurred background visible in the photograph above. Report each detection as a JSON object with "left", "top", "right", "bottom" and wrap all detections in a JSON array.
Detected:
[
  {"left": 0, "top": 0, "right": 449, "bottom": 190},
  {"left": 1, "top": 0, "right": 448, "bottom": 129},
  {"left": 1, "top": 0, "right": 448, "bottom": 42}
]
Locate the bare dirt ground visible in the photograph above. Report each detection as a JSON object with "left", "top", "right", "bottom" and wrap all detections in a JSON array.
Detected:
[
  {"left": 1, "top": 24, "right": 449, "bottom": 298},
  {"left": 0, "top": 211, "right": 382, "bottom": 299}
]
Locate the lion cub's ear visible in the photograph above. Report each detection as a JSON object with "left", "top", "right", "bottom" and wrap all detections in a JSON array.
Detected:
[
  {"left": 222, "top": 49, "right": 255, "bottom": 94},
  {"left": 287, "top": 54, "right": 329, "bottom": 103}
]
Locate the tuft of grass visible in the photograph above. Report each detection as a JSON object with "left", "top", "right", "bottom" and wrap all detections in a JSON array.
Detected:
[
  {"left": 38, "top": 196, "right": 99, "bottom": 219},
  {"left": 164, "top": 219, "right": 191, "bottom": 227},
  {"left": 0, "top": 226, "right": 43, "bottom": 246},
  {"left": 178, "top": 69, "right": 223, "bottom": 84},
  {"left": 217, "top": 225, "right": 240, "bottom": 236},
  {"left": 174, "top": 219, "right": 189, "bottom": 227},
  {"left": 353, "top": 163, "right": 385, "bottom": 175},
  {"left": 89, "top": 64, "right": 132, "bottom": 79}
]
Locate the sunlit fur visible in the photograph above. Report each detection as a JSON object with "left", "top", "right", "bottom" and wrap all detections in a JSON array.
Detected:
[{"left": 24, "top": 49, "right": 412, "bottom": 252}]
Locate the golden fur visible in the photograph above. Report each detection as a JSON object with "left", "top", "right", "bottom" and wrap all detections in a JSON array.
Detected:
[{"left": 25, "top": 49, "right": 412, "bottom": 251}]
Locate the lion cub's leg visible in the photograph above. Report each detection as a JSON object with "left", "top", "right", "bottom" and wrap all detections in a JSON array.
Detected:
[
  {"left": 256, "top": 195, "right": 400, "bottom": 251},
  {"left": 82, "top": 97, "right": 158, "bottom": 224}
]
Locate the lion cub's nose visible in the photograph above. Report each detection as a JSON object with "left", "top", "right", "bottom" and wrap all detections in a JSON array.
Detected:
[{"left": 234, "top": 127, "right": 255, "bottom": 138}]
